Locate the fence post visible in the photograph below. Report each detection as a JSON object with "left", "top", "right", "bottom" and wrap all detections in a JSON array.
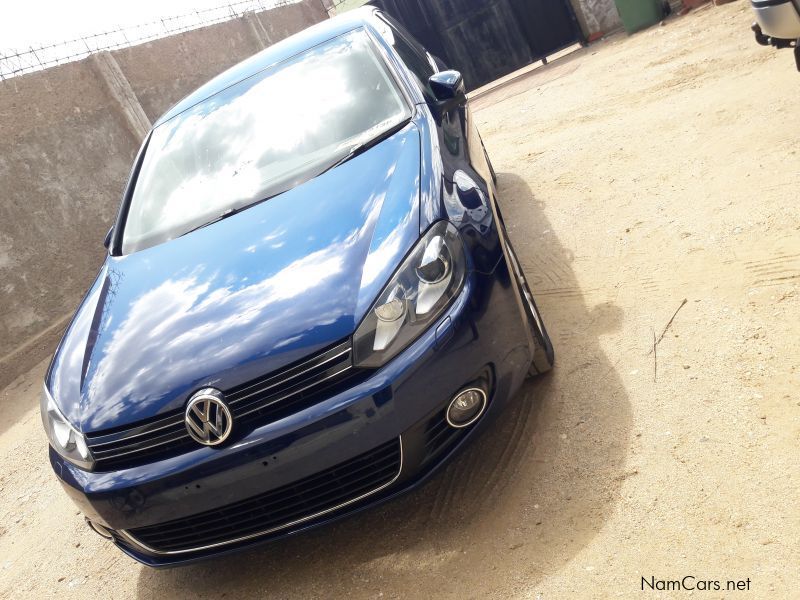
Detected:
[
  {"left": 245, "top": 12, "right": 272, "bottom": 49},
  {"left": 90, "top": 51, "right": 151, "bottom": 142}
]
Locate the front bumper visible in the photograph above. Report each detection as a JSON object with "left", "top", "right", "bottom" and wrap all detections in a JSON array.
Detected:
[{"left": 51, "top": 263, "right": 532, "bottom": 567}]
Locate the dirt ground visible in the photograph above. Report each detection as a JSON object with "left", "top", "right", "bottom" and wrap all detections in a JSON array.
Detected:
[{"left": 1, "top": 3, "right": 798, "bottom": 598}]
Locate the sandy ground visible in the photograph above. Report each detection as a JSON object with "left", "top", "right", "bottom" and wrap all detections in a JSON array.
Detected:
[{"left": 1, "top": 3, "right": 798, "bottom": 598}]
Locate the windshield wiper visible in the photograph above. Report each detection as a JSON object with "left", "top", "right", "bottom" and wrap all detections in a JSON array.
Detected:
[
  {"left": 179, "top": 119, "right": 412, "bottom": 239},
  {"left": 320, "top": 118, "right": 413, "bottom": 176},
  {"left": 182, "top": 206, "right": 243, "bottom": 237},
  {"left": 180, "top": 188, "right": 293, "bottom": 238}
]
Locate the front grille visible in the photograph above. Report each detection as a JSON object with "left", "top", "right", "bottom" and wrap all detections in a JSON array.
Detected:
[
  {"left": 86, "top": 340, "right": 358, "bottom": 471},
  {"left": 124, "top": 438, "right": 402, "bottom": 554}
]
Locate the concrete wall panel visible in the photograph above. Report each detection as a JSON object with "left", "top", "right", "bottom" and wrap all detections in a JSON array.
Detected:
[
  {"left": 0, "top": 59, "right": 138, "bottom": 361},
  {"left": 112, "top": 19, "right": 263, "bottom": 123},
  {"left": 256, "top": 0, "right": 329, "bottom": 43}
]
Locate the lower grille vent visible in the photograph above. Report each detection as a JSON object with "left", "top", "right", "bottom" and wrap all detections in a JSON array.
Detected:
[{"left": 125, "top": 438, "right": 401, "bottom": 553}]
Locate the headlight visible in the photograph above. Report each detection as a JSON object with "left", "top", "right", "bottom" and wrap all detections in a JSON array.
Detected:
[
  {"left": 40, "top": 385, "right": 94, "bottom": 470},
  {"left": 354, "top": 221, "right": 466, "bottom": 368}
]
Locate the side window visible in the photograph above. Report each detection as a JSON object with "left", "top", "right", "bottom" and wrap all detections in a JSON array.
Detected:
[{"left": 377, "top": 15, "right": 437, "bottom": 102}]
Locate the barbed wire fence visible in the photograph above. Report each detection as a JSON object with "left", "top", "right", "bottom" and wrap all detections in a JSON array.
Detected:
[{"left": 0, "top": 0, "right": 304, "bottom": 81}]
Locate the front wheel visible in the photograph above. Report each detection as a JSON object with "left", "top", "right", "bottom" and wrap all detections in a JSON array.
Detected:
[{"left": 505, "top": 238, "right": 554, "bottom": 377}]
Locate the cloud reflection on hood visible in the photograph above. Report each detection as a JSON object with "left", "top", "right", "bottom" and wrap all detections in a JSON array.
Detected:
[
  {"left": 48, "top": 123, "right": 423, "bottom": 432},
  {"left": 83, "top": 235, "right": 355, "bottom": 430}
]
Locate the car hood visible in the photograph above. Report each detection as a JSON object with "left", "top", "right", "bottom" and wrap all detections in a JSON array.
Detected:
[{"left": 48, "top": 124, "right": 421, "bottom": 432}]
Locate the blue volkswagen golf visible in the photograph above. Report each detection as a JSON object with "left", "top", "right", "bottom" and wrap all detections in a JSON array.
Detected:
[{"left": 41, "top": 8, "right": 554, "bottom": 567}]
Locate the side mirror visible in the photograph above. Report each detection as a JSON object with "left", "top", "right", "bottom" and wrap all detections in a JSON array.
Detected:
[
  {"left": 429, "top": 70, "right": 466, "bottom": 110},
  {"left": 103, "top": 226, "right": 114, "bottom": 250}
]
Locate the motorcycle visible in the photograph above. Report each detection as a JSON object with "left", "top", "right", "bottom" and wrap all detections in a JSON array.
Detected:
[{"left": 751, "top": 0, "right": 800, "bottom": 70}]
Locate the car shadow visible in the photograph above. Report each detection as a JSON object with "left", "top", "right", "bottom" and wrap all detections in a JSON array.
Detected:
[{"left": 134, "top": 173, "right": 632, "bottom": 598}]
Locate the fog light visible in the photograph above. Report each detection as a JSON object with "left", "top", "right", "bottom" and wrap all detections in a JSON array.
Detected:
[
  {"left": 85, "top": 517, "right": 114, "bottom": 540},
  {"left": 446, "top": 388, "right": 487, "bottom": 428}
]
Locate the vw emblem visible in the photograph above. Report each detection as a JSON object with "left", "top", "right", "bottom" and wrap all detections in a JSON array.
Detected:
[{"left": 185, "top": 389, "right": 233, "bottom": 446}]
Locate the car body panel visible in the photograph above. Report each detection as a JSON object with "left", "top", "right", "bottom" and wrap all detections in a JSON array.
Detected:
[{"left": 751, "top": 0, "right": 800, "bottom": 40}]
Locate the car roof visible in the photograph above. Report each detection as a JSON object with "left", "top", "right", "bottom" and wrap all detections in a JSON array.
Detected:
[{"left": 154, "top": 6, "right": 382, "bottom": 127}]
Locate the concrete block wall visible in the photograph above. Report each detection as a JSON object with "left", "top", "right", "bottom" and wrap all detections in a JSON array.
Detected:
[
  {"left": 112, "top": 23, "right": 263, "bottom": 125},
  {"left": 0, "top": 0, "right": 328, "bottom": 390}
]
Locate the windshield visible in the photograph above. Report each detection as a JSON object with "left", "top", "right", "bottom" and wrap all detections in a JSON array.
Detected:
[{"left": 121, "top": 29, "right": 410, "bottom": 254}]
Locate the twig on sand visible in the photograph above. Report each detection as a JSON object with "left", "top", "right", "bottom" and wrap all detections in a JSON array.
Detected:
[
  {"left": 653, "top": 328, "right": 657, "bottom": 382},
  {"left": 648, "top": 298, "right": 689, "bottom": 356},
  {"left": 649, "top": 298, "right": 688, "bottom": 382}
]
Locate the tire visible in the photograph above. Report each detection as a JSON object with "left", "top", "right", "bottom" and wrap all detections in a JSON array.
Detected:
[{"left": 504, "top": 237, "right": 555, "bottom": 377}]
